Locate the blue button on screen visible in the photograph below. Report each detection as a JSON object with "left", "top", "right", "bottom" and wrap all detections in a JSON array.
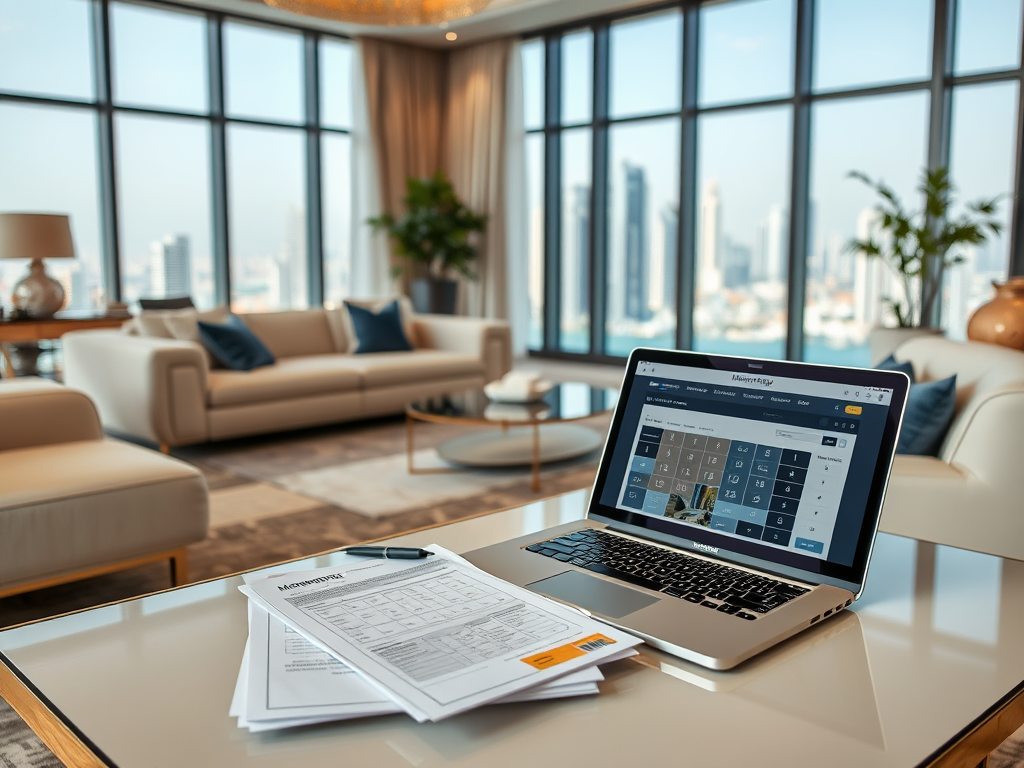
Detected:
[{"left": 794, "top": 537, "right": 824, "bottom": 554}]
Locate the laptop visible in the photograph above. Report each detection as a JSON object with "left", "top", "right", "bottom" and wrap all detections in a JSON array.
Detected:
[{"left": 464, "top": 348, "right": 910, "bottom": 670}]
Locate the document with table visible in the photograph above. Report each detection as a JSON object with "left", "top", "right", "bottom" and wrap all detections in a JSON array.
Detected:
[{"left": 234, "top": 546, "right": 642, "bottom": 728}]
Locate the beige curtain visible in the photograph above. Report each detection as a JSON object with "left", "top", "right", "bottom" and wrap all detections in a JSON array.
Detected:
[
  {"left": 443, "top": 39, "right": 512, "bottom": 319},
  {"left": 359, "top": 36, "right": 512, "bottom": 318},
  {"left": 359, "top": 38, "right": 447, "bottom": 288}
]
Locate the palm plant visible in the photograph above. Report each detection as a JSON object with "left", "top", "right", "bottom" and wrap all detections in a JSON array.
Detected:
[
  {"left": 845, "top": 166, "right": 1003, "bottom": 328},
  {"left": 367, "top": 170, "right": 487, "bottom": 281}
]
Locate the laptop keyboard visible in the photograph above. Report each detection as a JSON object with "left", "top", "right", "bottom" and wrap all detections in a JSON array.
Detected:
[{"left": 526, "top": 529, "right": 809, "bottom": 621}]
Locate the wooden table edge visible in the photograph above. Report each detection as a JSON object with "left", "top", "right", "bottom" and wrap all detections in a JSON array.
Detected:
[{"left": 0, "top": 653, "right": 111, "bottom": 767}]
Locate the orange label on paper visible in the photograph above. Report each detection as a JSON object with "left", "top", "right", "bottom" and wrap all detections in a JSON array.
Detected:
[{"left": 520, "top": 633, "right": 617, "bottom": 670}]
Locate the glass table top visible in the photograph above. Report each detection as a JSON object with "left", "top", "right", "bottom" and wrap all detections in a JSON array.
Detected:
[{"left": 407, "top": 382, "right": 619, "bottom": 425}]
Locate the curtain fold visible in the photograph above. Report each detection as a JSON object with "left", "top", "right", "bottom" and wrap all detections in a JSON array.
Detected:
[
  {"left": 360, "top": 37, "right": 446, "bottom": 227},
  {"left": 503, "top": 40, "right": 528, "bottom": 354},
  {"left": 349, "top": 39, "right": 389, "bottom": 298},
  {"left": 442, "top": 39, "right": 512, "bottom": 320},
  {"left": 356, "top": 36, "right": 514, "bottom": 320}
]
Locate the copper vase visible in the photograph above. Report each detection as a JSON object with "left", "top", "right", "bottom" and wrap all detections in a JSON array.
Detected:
[{"left": 967, "top": 277, "right": 1024, "bottom": 349}]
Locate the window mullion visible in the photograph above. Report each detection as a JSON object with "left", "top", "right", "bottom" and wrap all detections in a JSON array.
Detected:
[
  {"left": 208, "top": 14, "right": 231, "bottom": 307},
  {"left": 94, "top": 0, "right": 122, "bottom": 302},
  {"left": 676, "top": 3, "right": 699, "bottom": 351},
  {"left": 543, "top": 34, "right": 562, "bottom": 351},
  {"left": 304, "top": 32, "right": 324, "bottom": 308},
  {"left": 784, "top": 0, "right": 813, "bottom": 361},
  {"left": 589, "top": 23, "right": 609, "bottom": 357}
]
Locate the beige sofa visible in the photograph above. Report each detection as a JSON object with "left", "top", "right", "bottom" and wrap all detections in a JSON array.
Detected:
[
  {"left": 0, "top": 378, "right": 208, "bottom": 597},
  {"left": 62, "top": 305, "right": 512, "bottom": 448},
  {"left": 879, "top": 336, "right": 1024, "bottom": 561}
]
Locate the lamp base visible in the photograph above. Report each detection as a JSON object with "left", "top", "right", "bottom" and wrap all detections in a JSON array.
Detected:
[{"left": 12, "top": 259, "right": 66, "bottom": 319}]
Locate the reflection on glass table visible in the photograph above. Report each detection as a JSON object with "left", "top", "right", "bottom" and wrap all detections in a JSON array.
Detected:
[
  {"left": 406, "top": 383, "right": 618, "bottom": 492},
  {"left": 2, "top": 490, "right": 1024, "bottom": 768}
]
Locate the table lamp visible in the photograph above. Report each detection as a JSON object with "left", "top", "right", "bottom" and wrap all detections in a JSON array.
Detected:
[{"left": 0, "top": 213, "right": 76, "bottom": 319}]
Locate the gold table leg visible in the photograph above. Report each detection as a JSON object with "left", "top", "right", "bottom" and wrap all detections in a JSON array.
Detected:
[
  {"left": 531, "top": 422, "right": 541, "bottom": 492},
  {"left": 0, "top": 343, "right": 13, "bottom": 378}
]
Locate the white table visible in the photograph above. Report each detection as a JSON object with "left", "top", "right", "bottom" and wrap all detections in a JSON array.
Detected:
[{"left": 1, "top": 490, "right": 1023, "bottom": 767}]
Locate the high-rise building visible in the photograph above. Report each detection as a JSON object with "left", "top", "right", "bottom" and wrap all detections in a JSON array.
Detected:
[
  {"left": 754, "top": 205, "right": 787, "bottom": 283},
  {"left": 722, "top": 238, "right": 752, "bottom": 289},
  {"left": 149, "top": 235, "right": 191, "bottom": 298},
  {"left": 573, "top": 185, "right": 590, "bottom": 318},
  {"left": 281, "top": 205, "right": 307, "bottom": 308},
  {"left": 660, "top": 204, "right": 679, "bottom": 310},
  {"left": 698, "top": 180, "right": 722, "bottom": 294},
  {"left": 852, "top": 207, "right": 901, "bottom": 326},
  {"left": 624, "top": 162, "right": 650, "bottom": 321}
]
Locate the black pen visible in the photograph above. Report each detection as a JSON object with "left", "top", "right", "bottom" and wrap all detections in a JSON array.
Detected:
[{"left": 343, "top": 546, "right": 433, "bottom": 559}]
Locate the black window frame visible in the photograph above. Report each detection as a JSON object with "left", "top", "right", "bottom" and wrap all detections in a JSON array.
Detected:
[
  {"left": 525, "top": 0, "right": 1024, "bottom": 364},
  {"left": 0, "top": 0, "right": 353, "bottom": 310}
]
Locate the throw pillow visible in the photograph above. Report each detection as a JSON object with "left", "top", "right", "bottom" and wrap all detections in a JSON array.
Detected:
[
  {"left": 332, "top": 296, "right": 418, "bottom": 353},
  {"left": 197, "top": 314, "right": 276, "bottom": 371},
  {"left": 876, "top": 354, "right": 916, "bottom": 383},
  {"left": 896, "top": 375, "right": 957, "bottom": 457},
  {"left": 344, "top": 299, "right": 414, "bottom": 354}
]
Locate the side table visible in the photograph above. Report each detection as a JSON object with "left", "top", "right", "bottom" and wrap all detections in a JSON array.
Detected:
[{"left": 0, "top": 315, "right": 127, "bottom": 377}]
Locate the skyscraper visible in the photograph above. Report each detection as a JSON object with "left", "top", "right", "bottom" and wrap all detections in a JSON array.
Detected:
[
  {"left": 573, "top": 185, "right": 590, "bottom": 317},
  {"left": 755, "top": 205, "right": 788, "bottom": 283},
  {"left": 661, "top": 204, "right": 679, "bottom": 310},
  {"left": 149, "top": 235, "right": 191, "bottom": 298},
  {"left": 852, "top": 207, "right": 900, "bottom": 326},
  {"left": 698, "top": 180, "right": 722, "bottom": 294},
  {"left": 624, "top": 162, "right": 651, "bottom": 321}
]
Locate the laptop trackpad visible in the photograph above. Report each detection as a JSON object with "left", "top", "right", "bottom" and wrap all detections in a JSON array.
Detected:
[{"left": 528, "top": 570, "right": 660, "bottom": 619}]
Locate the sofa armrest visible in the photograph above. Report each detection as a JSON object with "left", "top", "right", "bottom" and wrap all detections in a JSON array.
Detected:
[
  {"left": 63, "top": 330, "right": 210, "bottom": 447},
  {"left": 413, "top": 315, "right": 513, "bottom": 384},
  {"left": 0, "top": 378, "right": 103, "bottom": 452}
]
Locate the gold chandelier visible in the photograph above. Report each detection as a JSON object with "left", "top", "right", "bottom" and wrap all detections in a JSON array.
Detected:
[{"left": 263, "top": 0, "right": 492, "bottom": 26}]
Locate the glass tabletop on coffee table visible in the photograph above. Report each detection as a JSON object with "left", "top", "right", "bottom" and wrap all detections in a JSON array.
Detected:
[{"left": 405, "top": 383, "right": 618, "bottom": 492}]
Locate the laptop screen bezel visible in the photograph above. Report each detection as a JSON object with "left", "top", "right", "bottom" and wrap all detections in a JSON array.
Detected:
[{"left": 587, "top": 347, "right": 910, "bottom": 592}]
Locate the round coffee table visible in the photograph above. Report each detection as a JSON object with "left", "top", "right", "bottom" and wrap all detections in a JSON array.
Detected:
[{"left": 405, "top": 383, "right": 618, "bottom": 492}]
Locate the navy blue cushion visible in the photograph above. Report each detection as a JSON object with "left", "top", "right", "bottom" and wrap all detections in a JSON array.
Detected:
[
  {"left": 896, "top": 375, "right": 957, "bottom": 456},
  {"left": 345, "top": 300, "right": 413, "bottom": 354},
  {"left": 197, "top": 314, "right": 275, "bottom": 371},
  {"left": 876, "top": 354, "right": 916, "bottom": 383}
]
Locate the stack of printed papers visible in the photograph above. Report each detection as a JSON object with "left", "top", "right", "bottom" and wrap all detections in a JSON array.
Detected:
[{"left": 232, "top": 545, "right": 642, "bottom": 729}]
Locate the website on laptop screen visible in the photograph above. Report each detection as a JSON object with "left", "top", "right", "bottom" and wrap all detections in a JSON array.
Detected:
[{"left": 597, "top": 360, "right": 895, "bottom": 568}]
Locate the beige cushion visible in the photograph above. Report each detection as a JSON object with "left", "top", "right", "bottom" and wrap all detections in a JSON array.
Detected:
[
  {"left": 206, "top": 355, "right": 363, "bottom": 407},
  {"left": 340, "top": 296, "right": 419, "bottom": 352},
  {"left": 240, "top": 309, "right": 336, "bottom": 359},
  {"left": 0, "top": 378, "right": 103, "bottom": 451},
  {"left": 0, "top": 440, "right": 209, "bottom": 586},
  {"left": 134, "top": 306, "right": 230, "bottom": 368},
  {"left": 328, "top": 350, "right": 483, "bottom": 388}
]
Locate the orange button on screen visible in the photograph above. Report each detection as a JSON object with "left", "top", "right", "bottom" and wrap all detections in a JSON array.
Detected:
[{"left": 845, "top": 405, "right": 862, "bottom": 415}]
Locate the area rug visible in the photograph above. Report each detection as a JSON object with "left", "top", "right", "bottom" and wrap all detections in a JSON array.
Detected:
[
  {"left": 273, "top": 448, "right": 594, "bottom": 518},
  {"left": 0, "top": 700, "right": 61, "bottom": 768}
]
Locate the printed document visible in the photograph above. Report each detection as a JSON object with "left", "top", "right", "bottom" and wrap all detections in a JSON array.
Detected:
[
  {"left": 233, "top": 604, "right": 612, "bottom": 731},
  {"left": 244, "top": 546, "right": 642, "bottom": 721}
]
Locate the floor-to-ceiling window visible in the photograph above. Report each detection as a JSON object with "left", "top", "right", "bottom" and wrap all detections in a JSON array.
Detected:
[
  {"left": 0, "top": 0, "right": 353, "bottom": 313},
  {"left": 525, "top": 0, "right": 1024, "bottom": 364}
]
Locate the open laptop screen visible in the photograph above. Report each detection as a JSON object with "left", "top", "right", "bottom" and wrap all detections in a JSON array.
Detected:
[{"left": 590, "top": 349, "right": 909, "bottom": 590}]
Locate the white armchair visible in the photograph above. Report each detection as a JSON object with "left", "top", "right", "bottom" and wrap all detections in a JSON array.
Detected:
[{"left": 878, "top": 336, "right": 1024, "bottom": 561}]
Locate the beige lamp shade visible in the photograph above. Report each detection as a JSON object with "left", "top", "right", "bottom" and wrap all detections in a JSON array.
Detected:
[{"left": 0, "top": 213, "right": 76, "bottom": 262}]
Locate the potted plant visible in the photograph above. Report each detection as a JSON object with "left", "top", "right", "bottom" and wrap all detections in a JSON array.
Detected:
[
  {"left": 845, "top": 166, "right": 1003, "bottom": 362},
  {"left": 367, "top": 170, "right": 487, "bottom": 315}
]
